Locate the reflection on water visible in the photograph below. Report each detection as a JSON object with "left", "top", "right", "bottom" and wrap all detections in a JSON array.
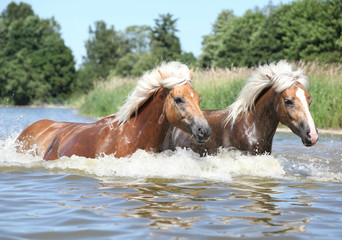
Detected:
[
  {"left": 44, "top": 177, "right": 330, "bottom": 239},
  {"left": 1, "top": 107, "right": 342, "bottom": 239}
]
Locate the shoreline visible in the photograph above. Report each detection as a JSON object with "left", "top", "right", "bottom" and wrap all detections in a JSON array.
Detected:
[
  {"left": 1, "top": 105, "right": 341, "bottom": 135},
  {"left": 0, "top": 104, "right": 72, "bottom": 109},
  {"left": 276, "top": 127, "right": 342, "bottom": 136}
]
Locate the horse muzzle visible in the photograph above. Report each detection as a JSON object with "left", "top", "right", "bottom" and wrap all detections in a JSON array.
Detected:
[
  {"left": 301, "top": 129, "right": 319, "bottom": 147},
  {"left": 191, "top": 120, "right": 211, "bottom": 144}
]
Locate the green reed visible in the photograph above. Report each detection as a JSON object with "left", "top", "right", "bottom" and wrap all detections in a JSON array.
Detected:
[
  {"left": 79, "top": 76, "right": 136, "bottom": 117},
  {"left": 78, "top": 62, "right": 342, "bottom": 128},
  {"left": 307, "top": 76, "right": 342, "bottom": 129}
]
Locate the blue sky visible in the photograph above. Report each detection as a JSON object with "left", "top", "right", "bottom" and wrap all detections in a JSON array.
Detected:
[{"left": 1, "top": 0, "right": 291, "bottom": 67}]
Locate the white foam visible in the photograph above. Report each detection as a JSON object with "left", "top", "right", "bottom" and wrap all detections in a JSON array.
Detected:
[
  {"left": 279, "top": 154, "right": 342, "bottom": 183},
  {"left": 3, "top": 136, "right": 342, "bottom": 183},
  {"left": 0, "top": 137, "right": 285, "bottom": 182}
]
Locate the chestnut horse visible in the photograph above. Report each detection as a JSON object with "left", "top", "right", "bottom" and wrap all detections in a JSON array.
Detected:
[
  {"left": 162, "top": 60, "right": 318, "bottom": 156},
  {"left": 16, "top": 62, "right": 211, "bottom": 160}
]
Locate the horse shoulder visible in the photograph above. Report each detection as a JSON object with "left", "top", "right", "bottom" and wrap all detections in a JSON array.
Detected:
[
  {"left": 43, "top": 122, "right": 85, "bottom": 160},
  {"left": 203, "top": 110, "right": 230, "bottom": 144},
  {"left": 55, "top": 122, "right": 119, "bottom": 159}
]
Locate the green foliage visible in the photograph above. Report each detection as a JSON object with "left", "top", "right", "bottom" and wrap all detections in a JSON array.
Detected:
[
  {"left": 0, "top": 2, "right": 76, "bottom": 105},
  {"left": 114, "top": 53, "right": 140, "bottom": 77},
  {"left": 149, "top": 13, "right": 181, "bottom": 61},
  {"left": 309, "top": 76, "right": 342, "bottom": 128},
  {"left": 195, "top": 80, "right": 244, "bottom": 110},
  {"left": 77, "top": 63, "right": 342, "bottom": 129},
  {"left": 130, "top": 54, "right": 160, "bottom": 77},
  {"left": 201, "top": 0, "right": 342, "bottom": 68},
  {"left": 80, "top": 79, "right": 135, "bottom": 117},
  {"left": 1, "top": 2, "right": 33, "bottom": 21},
  {"left": 124, "top": 25, "right": 151, "bottom": 54},
  {"left": 73, "top": 63, "right": 96, "bottom": 91},
  {"left": 252, "top": 0, "right": 342, "bottom": 64},
  {"left": 79, "top": 13, "right": 185, "bottom": 79},
  {"left": 216, "top": 10, "right": 266, "bottom": 67},
  {"left": 179, "top": 52, "right": 198, "bottom": 68},
  {"left": 199, "top": 10, "right": 236, "bottom": 68},
  {"left": 82, "top": 21, "right": 130, "bottom": 80}
]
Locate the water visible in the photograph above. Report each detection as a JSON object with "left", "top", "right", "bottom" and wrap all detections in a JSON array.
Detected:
[{"left": 0, "top": 106, "right": 342, "bottom": 239}]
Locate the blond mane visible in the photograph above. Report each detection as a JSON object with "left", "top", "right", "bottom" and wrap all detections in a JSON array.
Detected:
[
  {"left": 114, "top": 61, "right": 192, "bottom": 124},
  {"left": 225, "top": 60, "right": 309, "bottom": 126}
]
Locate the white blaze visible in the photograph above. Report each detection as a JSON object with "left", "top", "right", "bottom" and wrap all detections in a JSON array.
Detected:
[{"left": 296, "top": 88, "right": 318, "bottom": 143}]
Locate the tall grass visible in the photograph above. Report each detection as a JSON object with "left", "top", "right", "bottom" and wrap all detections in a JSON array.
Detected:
[
  {"left": 79, "top": 76, "right": 137, "bottom": 117},
  {"left": 297, "top": 61, "right": 342, "bottom": 128},
  {"left": 78, "top": 62, "right": 342, "bottom": 128},
  {"left": 191, "top": 67, "right": 251, "bottom": 110}
]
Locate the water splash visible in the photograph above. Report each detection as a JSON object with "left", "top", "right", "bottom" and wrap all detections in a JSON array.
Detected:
[
  {"left": 0, "top": 137, "right": 285, "bottom": 182},
  {"left": 2, "top": 135, "right": 342, "bottom": 183}
]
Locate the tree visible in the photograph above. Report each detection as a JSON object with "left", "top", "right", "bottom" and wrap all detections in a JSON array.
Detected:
[
  {"left": 279, "top": 0, "right": 342, "bottom": 62},
  {"left": 248, "top": 5, "right": 289, "bottom": 65},
  {"left": 0, "top": 2, "right": 76, "bottom": 105},
  {"left": 83, "top": 21, "right": 130, "bottom": 79},
  {"left": 77, "top": 21, "right": 131, "bottom": 89},
  {"left": 113, "top": 25, "right": 152, "bottom": 77},
  {"left": 124, "top": 25, "right": 151, "bottom": 54},
  {"left": 199, "top": 9, "right": 266, "bottom": 68},
  {"left": 215, "top": 10, "right": 265, "bottom": 67},
  {"left": 249, "top": 0, "right": 342, "bottom": 63},
  {"left": 114, "top": 53, "right": 140, "bottom": 76},
  {"left": 113, "top": 14, "right": 183, "bottom": 77},
  {"left": 200, "top": 0, "right": 342, "bottom": 68},
  {"left": 0, "top": 2, "right": 33, "bottom": 21},
  {"left": 131, "top": 54, "right": 159, "bottom": 77},
  {"left": 150, "top": 13, "right": 181, "bottom": 61},
  {"left": 199, "top": 10, "right": 236, "bottom": 68},
  {"left": 179, "top": 52, "right": 197, "bottom": 68}
]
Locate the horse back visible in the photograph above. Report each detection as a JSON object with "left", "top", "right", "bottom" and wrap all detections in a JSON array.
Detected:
[{"left": 16, "top": 119, "right": 73, "bottom": 156}]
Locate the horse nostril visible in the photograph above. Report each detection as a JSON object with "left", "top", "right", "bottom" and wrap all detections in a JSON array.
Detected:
[{"left": 198, "top": 127, "right": 204, "bottom": 135}]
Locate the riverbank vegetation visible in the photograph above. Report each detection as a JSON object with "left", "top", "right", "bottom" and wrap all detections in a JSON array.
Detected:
[
  {"left": 77, "top": 61, "right": 342, "bottom": 129},
  {"left": 1, "top": 1, "right": 341, "bottom": 128}
]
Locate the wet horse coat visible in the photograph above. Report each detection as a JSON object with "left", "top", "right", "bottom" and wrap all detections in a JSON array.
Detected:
[
  {"left": 162, "top": 61, "right": 318, "bottom": 156},
  {"left": 16, "top": 62, "right": 211, "bottom": 160}
]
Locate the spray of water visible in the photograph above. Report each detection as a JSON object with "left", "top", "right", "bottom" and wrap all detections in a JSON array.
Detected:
[
  {"left": 0, "top": 136, "right": 286, "bottom": 182},
  {"left": 1, "top": 135, "right": 341, "bottom": 183}
]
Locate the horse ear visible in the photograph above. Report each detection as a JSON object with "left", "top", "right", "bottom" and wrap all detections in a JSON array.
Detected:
[
  {"left": 158, "top": 70, "right": 168, "bottom": 80},
  {"left": 301, "top": 71, "right": 306, "bottom": 75},
  {"left": 190, "top": 69, "right": 193, "bottom": 81},
  {"left": 266, "top": 74, "right": 273, "bottom": 81}
]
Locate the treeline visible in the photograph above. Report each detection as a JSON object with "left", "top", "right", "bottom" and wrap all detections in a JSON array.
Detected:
[
  {"left": 0, "top": 2, "right": 75, "bottom": 105},
  {"left": 200, "top": 0, "right": 342, "bottom": 68},
  {"left": 76, "top": 13, "right": 196, "bottom": 91},
  {"left": 0, "top": 0, "right": 341, "bottom": 105}
]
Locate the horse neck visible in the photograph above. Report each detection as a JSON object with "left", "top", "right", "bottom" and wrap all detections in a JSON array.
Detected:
[
  {"left": 231, "top": 88, "right": 280, "bottom": 153},
  {"left": 253, "top": 87, "right": 280, "bottom": 136},
  {"left": 121, "top": 88, "right": 170, "bottom": 151}
]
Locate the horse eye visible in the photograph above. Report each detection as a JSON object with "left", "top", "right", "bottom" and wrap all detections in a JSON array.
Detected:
[
  {"left": 284, "top": 99, "right": 293, "bottom": 106},
  {"left": 174, "top": 97, "right": 185, "bottom": 104}
]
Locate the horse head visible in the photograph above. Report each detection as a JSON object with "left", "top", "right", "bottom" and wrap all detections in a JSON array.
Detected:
[
  {"left": 226, "top": 60, "right": 319, "bottom": 150},
  {"left": 159, "top": 70, "right": 211, "bottom": 144},
  {"left": 270, "top": 76, "right": 319, "bottom": 147}
]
